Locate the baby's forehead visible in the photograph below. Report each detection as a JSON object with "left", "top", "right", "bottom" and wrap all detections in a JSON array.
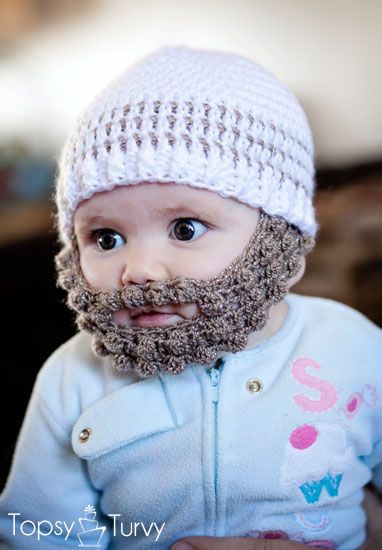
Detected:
[{"left": 75, "top": 182, "right": 259, "bottom": 221}]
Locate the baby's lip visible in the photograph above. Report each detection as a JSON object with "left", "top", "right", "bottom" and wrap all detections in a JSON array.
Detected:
[{"left": 129, "top": 306, "right": 177, "bottom": 319}]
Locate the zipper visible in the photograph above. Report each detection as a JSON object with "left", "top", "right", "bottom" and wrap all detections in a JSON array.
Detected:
[{"left": 206, "top": 357, "right": 224, "bottom": 532}]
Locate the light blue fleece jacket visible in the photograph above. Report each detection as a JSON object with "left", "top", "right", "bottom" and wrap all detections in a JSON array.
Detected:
[{"left": 0, "top": 294, "right": 381, "bottom": 550}]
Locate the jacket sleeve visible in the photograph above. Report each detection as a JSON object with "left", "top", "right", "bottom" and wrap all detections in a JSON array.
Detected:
[{"left": 0, "top": 350, "right": 111, "bottom": 549}]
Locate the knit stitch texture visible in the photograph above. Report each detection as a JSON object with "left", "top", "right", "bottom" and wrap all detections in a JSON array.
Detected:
[
  {"left": 55, "top": 212, "right": 314, "bottom": 376},
  {"left": 55, "top": 46, "right": 317, "bottom": 243}
]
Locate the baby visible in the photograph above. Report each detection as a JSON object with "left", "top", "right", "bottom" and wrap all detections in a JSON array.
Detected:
[{"left": 0, "top": 47, "right": 381, "bottom": 550}]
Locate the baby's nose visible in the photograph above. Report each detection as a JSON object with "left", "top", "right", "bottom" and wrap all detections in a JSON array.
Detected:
[{"left": 120, "top": 244, "right": 169, "bottom": 286}]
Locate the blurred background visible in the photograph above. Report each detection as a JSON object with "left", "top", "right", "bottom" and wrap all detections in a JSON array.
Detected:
[{"left": 1, "top": 0, "right": 381, "bottom": 487}]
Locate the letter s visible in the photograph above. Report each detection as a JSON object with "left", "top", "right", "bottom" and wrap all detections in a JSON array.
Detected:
[
  {"left": 291, "top": 357, "right": 338, "bottom": 412},
  {"left": 54, "top": 521, "right": 63, "bottom": 536}
]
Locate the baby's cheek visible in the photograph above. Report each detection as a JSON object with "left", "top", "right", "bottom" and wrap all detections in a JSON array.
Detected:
[
  {"left": 178, "top": 255, "right": 230, "bottom": 280},
  {"left": 181, "top": 303, "right": 200, "bottom": 319},
  {"left": 79, "top": 255, "right": 120, "bottom": 290},
  {"left": 112, "top": 309, "right": 132, "bottom": 326}
]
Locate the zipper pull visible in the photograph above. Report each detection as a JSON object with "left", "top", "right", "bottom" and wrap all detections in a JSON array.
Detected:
[
  {"left": 209, "top": 358, "right": 223, "bottom": 403},
  {"left": 210, "top": 369, "right": 220, "bottom": 403}
]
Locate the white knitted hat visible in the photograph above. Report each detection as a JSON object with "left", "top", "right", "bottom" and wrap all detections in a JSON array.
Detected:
[{"left": 55, "top": 46, "right": 317, "bottom": 244}]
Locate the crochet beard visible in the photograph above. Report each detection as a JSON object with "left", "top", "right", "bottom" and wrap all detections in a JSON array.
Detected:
[{"left": 55, "top": 212, "right": 314, "bottom": 378}]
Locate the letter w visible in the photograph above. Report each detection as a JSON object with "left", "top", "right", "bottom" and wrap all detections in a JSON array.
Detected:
[{"left": 299, "top": 473, "right": 343, "bottom": 504}]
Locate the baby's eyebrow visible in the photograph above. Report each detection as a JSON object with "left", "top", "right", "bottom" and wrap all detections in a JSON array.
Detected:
[
  {"left": 76, "top": 215, "right": 115, "bottom": 228},
  {"left": 157, "top": 205, "right": 219, "bottom": 221},
  {"left": 75, "top": 206, "right": 219, "bottom": 229}
]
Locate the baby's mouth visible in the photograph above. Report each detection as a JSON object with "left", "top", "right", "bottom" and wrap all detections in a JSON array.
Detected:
[
  {"left": 131, "top": 311, "right": 181, "bottom": 327},
  {"left": 113, "top": 306, "right": 183, "bottom": 328}
]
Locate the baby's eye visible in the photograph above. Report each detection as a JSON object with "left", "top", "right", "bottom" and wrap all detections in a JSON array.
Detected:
[
  {"left": 171, "top": 218, "right": 208, "bottom": 241},
  {"left": 94, "top": 229, "right": 125, "bottom": 251}
]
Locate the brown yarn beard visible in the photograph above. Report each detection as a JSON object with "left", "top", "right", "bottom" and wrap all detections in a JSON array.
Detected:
[{"left": 55, "top": 212, "right": 314, "bottom": 378}]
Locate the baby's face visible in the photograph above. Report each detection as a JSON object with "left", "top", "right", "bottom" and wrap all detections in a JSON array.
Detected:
[{"left": 74, "top": 182, "right": 260, "bottom": 327}]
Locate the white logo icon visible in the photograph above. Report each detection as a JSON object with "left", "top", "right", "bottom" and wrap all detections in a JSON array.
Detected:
[{"left": 77, "top": 505, "right": 106, "bottom": 548}]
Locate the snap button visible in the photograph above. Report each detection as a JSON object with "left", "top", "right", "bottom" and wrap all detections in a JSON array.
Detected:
[
  {"left": 246, "top": 378, "right": 262, "bottom": 393},
  {"left": 79, "top": 428, "right": 92, "bottom": 443}
]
